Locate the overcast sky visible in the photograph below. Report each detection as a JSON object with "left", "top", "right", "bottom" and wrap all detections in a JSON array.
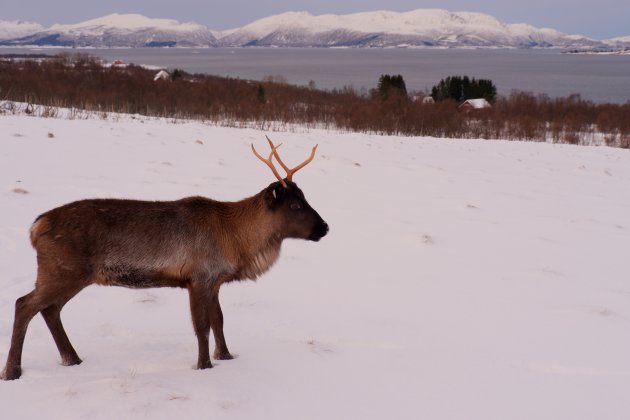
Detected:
[{"left": 3, "top": 0, "right": 628, "bottom": 39}]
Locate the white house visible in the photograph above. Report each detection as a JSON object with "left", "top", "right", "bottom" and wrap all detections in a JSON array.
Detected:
[
  {"left": 410, "top": 95, "right": 435, "bottom": 104},
  {"left": 459, "top": 98, "right": 491, "bottom": 110},
  {"left": 153, "top": 70, "right": 170, "bottom": 81}
]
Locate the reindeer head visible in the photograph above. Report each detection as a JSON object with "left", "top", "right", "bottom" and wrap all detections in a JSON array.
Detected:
[{"left": 252, "top": 137, "right": 329, "bottom": 241}]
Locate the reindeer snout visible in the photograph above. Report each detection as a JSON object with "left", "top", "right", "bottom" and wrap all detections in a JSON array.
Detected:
[{"left": 310, "top": 220, "right": 329, "bottom": 241}]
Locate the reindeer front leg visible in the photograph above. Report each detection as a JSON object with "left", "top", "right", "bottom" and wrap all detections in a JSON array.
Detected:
[
  {"left": 209, "top": 288, "right": 233, "bottom": 360},
  {"left": 187, "top": 282, "right": 212, "bottom": 369}
]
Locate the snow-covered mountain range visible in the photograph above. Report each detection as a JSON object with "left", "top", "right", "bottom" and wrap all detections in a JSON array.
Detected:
[
  {"left": 0, "top": 14, "right": 217, "bottom": 47},
  {"left": 604, "top": 35, "right": 630, "bottom": 48},
  {"left": 0, "top": 20, "right": 44, "bottom": 41},
  {"left": 217, "top": 10, "right": 601, "bottom": 48},
  {"left": 0, "top": 10, "right": 626, "bottom": 49}
]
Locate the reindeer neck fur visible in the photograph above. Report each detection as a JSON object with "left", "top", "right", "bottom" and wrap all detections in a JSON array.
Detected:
[{"left": 225, "top": 192, "right": 282, "bottom": 281}]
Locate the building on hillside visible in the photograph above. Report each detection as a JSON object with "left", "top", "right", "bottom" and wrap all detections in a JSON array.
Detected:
[
  {"left": 154, "top": 70, "right": 170, "bottom": 81},
  {"left": 459, "top": 98, "right": 491, "bottom": 110},
  {"left": 410, "top": 95, "right": 435, "bottom": 104}
]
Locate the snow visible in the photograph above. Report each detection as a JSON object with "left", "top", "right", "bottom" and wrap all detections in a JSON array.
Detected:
[
  {"left": 460, "top": 98, "right": 492, "bottom": 109},
  {"left": 4, "top": 13, "right": 218, "bottom": 48},
  {"left": 604, "top": 35, "right": 630, "bottom": 47},
  {"left": 0, "top": 20, "right": 44, "bottom": 41},
  {"left": 1, "top": 109, "right": 630, "bottom": 419},
  {"left": 48, "top": 13, "right": 207, "bottom": 35},
  {"left": 228, "top": 9, "right": 506, "bottom": 36},
  {"left": 154, "top": 70, "right": 170, "bottom": 81},
  {"left": 219, "top": 8, "right": 579, "bottom": 44},
  {"left": 2, "top": 10, "right": 601, "bottom": 48},
  {"left": 608, "top": 35, "right": 630, "bottom": 43}
]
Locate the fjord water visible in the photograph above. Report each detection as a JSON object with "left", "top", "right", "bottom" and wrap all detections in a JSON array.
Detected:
[{"left": 4, "top": 47, "right": 630, "bottom": 103}]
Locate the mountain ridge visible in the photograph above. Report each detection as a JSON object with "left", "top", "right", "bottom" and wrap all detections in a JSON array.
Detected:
[
  {"left": 0, "top": 13, "right": 217, "bottom": 48},
  {"left": 0, "top": 20, "right": 44, "bottom": 41},
  {"left": 0, "top": 10, "right": 626, "bottom": 49}
]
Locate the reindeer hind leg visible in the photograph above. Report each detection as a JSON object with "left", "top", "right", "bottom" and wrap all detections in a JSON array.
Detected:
[
  {"left": 2, "top": 268, "right": 89, "bottom": 380},
  {"left": 40, "top": 285, "right": 86, "bottom": 367},
  {"left": 2, "top": 289, "right": 49, "bottom": 380}
]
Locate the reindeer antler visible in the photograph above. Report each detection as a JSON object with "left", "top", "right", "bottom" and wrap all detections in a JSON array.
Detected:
[
  {"left": 251, "top": 142, "right": 288, "bottom": 188},
  {"left": 265, "top": 136, "right": 318, "bottom": 183}
]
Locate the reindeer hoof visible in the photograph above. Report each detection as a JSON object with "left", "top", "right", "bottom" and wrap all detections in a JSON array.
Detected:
[
  {"left": 61, "top": 356, "right": 82, "bottom": 366},
  {"left": 197, "top": 360, "right": 213, "bottom": 370},
  {"left": 1, "top": 365, "right": 22, "bottom": 381},
  {"left": 214, "top": 350, "right": 234, "bottom": 360}
]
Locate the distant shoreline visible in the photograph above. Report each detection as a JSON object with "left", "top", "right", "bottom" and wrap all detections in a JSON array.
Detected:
[
  {"left": 2, "top": 48, "right": 628, "bottom": 104},
  {"left": 0, "top": 53, "right": 55, "bottom": 59},
  {"left": 1, "top": 45, "right": 630, "bottom": 55},
  {"left": 564, "top": 49, "right": 630, "bottom": 56}
]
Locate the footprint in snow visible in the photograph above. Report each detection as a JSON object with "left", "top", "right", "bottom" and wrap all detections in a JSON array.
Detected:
[
  {"left": 528, "top": 364, "right": 630, "bottom": 376},
  {"left": 217, "top": 400, "right": 241, "bottom": 410},
  {"left": 306, "top": 339, "right": 335, "bottom": 355},
  {"left": 134, "top": 292, "right": 157, "bottom": 304},
  {"left": 540, "top": 267, "right": 564, "bottom": 277}
]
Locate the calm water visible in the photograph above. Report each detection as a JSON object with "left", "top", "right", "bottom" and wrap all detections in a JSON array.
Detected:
[{"left": 3, "top": 47, "right": 630, "bottom": 103}]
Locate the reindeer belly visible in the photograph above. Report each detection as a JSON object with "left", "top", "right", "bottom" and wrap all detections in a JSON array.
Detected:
[
  {"left": 95, "top": 264, "right": 187, "bottom": 288},
  {"left": 94, "top": 245, "right": 236, "bottom": 289}
]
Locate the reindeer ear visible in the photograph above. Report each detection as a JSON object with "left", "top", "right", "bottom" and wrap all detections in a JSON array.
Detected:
[{"left": 265, "top": 182, "right": 285, "bottom": 208}]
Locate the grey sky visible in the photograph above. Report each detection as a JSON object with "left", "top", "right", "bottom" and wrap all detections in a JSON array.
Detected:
[{"left": 2, "top": 0, "right": 627, "bottom": 39}]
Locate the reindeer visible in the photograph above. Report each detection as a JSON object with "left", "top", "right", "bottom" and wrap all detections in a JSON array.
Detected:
[{"left": 1, "top": 137, "right": 328, "bottom": 380}]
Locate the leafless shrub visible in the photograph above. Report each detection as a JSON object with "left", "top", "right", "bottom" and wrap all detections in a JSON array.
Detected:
[
  {"left": 0, "top": 57, "right": 628, "bottom": 147},
  {"left": 41, "top": 105, "right": 58, "bottom": 118}
]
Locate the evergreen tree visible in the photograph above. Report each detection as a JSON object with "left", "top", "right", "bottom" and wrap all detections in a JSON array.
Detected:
[
  {"left": 257, "top": 84, "right": 266, "bottom": 103},
  {"left": 377, "top": 74, "right": 407, "bottom": 99},
  {"left": 171, "top": 69, "right": 183, "bottom": 82},
  {"left": 431, "top": 75, "right": 497, "bottom": 102}
]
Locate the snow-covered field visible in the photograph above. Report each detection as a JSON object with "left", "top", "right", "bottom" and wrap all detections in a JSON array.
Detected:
[{"left": 1, "top": 113, "right": 629, "bottom": 419}]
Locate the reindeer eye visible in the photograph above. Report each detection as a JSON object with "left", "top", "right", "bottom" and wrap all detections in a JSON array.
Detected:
[{"left": 290, "top": 201, "right": 302, "bottom": 211}]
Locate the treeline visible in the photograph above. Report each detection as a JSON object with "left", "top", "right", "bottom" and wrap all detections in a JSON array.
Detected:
[
  {"left": 0, "top": 55, "right": 628, "bottom": 147},
  {"left": 431, "top": 75, "right": 497, "bottom": 102}
]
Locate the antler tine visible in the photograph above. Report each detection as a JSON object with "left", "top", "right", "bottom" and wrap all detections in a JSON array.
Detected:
[
  {"left": 285, "top": 144, "right": 318, "bottom": 182},
  {"left": 266, "top": 135, "right": 291, "bottom": 174},
  {"left": 251, "top": 143, "right": 287, "bottom": 188},
  {"left": 265, "top": 135, "right": 318, "bottom": 183}
]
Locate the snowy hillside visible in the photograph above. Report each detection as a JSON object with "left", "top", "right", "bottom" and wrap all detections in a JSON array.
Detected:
[
  {"left": 1, "top": 10, "right": 607, "bottom": 48},
  {"left": 609, "top": 35, "right": 630, "bottom": 43},
  {"left": 217, "top": 9, "right": 600, "bottom": 48},
  {"left": 1, "top": 109, "right": 629, "bottom": 419},
  {"left": 604, "top": 35, "right": 630, "bottom": 48},
  {"left": 0, "top": 20, "right": 44, "bottom": 41},
  {"left": 1, "top": 13, "right": 217, "bottom": 47}
]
